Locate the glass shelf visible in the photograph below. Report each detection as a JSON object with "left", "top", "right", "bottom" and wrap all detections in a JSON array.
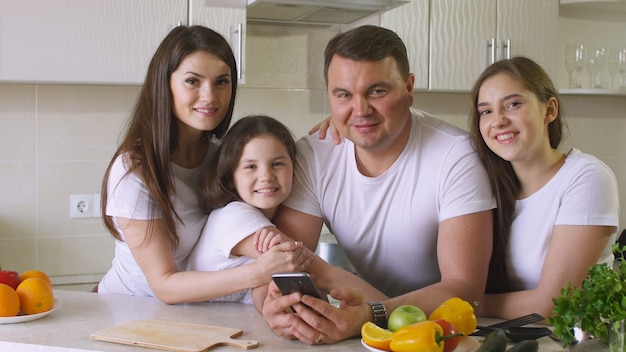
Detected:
[{"left": 558, "top": 88, "right": 626, "bottom": 96}]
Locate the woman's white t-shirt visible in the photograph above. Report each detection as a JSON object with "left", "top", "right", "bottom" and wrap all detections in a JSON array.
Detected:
[{"left": 98, "top": 149, "right": 212, "bottom": 296}]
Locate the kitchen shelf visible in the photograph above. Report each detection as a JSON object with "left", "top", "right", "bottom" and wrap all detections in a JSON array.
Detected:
[
  {"left": 558, "top": 88, "right": 626, "bottom": 96},
  {"left": 560, "top": 0, "right": 626, "bottom": 21}
]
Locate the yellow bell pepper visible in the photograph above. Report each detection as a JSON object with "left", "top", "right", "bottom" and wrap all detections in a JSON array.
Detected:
[
  {"left": 428, "top": 297, "right": 477, "bottom": 336},
  {"left": 390, "top": 320, "right": 444, "bottom": 352}
]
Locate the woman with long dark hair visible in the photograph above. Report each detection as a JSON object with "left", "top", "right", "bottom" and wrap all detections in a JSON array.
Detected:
[{"left": 97, "top": 26, "right": 309, "bottom": 303}]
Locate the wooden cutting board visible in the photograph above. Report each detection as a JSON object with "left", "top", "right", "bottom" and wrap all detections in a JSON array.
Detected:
[{"left": 91, "top": 319, "right": 258, "bottom": 351}]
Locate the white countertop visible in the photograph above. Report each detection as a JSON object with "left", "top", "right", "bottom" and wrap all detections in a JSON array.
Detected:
[{"left": 0, "top": 290, "right": 568, "bottom": 352}]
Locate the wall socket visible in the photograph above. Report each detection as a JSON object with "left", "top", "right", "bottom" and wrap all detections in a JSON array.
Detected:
[{"left": 69, "top": 194, "right": 101, "bottom": 219}]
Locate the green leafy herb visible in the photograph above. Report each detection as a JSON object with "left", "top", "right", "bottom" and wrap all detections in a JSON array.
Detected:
[{"left": 548, "top": 244, "right": 626, "bottom": 346}]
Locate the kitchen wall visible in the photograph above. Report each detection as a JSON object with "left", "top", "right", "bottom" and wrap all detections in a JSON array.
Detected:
[{"left": 0, "top": 23, "right": 624, "bottom": 288}]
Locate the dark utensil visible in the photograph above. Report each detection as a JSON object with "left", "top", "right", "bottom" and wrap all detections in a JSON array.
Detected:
[
  {"left": 470, "top": 313, "right": 545, "bottom": 336},
  {"left": 505, "top": 327, "right": 553, "bottom": 342}
]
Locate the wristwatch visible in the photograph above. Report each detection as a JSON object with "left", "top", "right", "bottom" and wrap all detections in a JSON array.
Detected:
[{"left": 367, "top": 302, "right": 388, "bottom": 329}]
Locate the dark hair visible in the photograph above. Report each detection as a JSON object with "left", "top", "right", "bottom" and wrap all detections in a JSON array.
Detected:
[
  {"left": 469, "top": 56, "right": 564, "bottom": 293},
  {"left": 101, "top": 25, "right": 238, "bottom": 247},
  {"left": 199, "top": 115, "right": 297, "bottom": 212},
  {"left": 323, "top": 25, "right": 410, "bottom": 85}
]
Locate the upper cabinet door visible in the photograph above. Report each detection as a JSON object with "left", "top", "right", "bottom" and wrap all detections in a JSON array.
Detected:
[
  {"left": 497, "top": 0, "right": 559, "bottom": 81},
  {"left": 429, "top": 0, "right": 558, "bottom": 91},
  {"left": 382, "top": 0, "right": 430, "bottom": 90},
  {"left": 0, "top": 0, "right": 186, "bottom": 85},
  {"left": 189, "top": 0, "right": 246, "bottom": 84},
  {"left": 430, "top": 0, "right": 497, "bottom": 91}
]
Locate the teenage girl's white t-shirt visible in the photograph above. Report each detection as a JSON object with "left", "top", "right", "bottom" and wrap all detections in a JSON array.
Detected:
[{"left": 507, "top": 148, "right": 620, "bottom": 291}]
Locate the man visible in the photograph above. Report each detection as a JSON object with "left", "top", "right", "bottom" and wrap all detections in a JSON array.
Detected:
[{"left": 256, "top": 25, "right": 495, "bottom": 345}]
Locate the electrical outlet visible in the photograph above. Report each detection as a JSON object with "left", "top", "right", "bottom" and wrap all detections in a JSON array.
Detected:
[{"left": 69, "top": 194, "right": 94, "bottom": 218}]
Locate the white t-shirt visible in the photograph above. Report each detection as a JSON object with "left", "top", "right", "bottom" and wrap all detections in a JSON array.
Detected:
[
  {"left": 98, "top": 148, "right": 213, "bottom": 296},
  {"left": 283, "top": 109, "right": 495, "bottom": 297},
  {"left": 186, "top": 201, "right": 273, "bottom": 303},
  {"left": 507, "top": 148, "right": 620, "bottom": 291}
]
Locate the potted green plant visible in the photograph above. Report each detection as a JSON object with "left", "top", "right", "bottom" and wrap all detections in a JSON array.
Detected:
[{"left": 548, "top": 244, "right": 626, "bottom": 350}]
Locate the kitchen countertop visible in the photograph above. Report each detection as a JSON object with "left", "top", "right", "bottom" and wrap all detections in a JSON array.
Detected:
[{"left": 0, "top": 290, "right": 568, "bottom": 352}]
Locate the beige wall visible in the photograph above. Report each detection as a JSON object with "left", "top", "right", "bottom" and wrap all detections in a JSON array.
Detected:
[{"left": 0, "top": 23, "right": 624, "bottom": 286}]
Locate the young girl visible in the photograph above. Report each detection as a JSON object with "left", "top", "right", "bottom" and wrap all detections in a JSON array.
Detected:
[
  {"left": 97, "top": 26, "right": 308, "bottom": 303},
  {"left": 469, "top": 56, "right": 620, "bottom": 319},
  {"left": 186, "top": 115, "right": 296, "bottom": 303},
  {"left": 186, "top": 115, "right": 387, "bottom": 306}
]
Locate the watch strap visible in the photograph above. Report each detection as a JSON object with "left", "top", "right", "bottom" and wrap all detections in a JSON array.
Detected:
[{"left": 367, "top": 302, "right": 388, "bottom": 329}]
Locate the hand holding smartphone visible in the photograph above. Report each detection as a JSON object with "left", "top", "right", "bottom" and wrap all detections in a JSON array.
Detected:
[{"left": 272, "top": 272, "right": 329, "bottom": 302}]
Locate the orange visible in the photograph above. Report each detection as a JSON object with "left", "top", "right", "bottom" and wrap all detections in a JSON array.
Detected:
[
  {"left": 0, "top": 283, "right": 20, "bottom": 317},
  {"left": 361, "top": 321, "right": 393, "bottom": 351},
  {"left": 19, "top": 270, "right": 52, "bottom": 287},
  {"left": 16, "top": 277, "right": 54, "bottom": 315}
]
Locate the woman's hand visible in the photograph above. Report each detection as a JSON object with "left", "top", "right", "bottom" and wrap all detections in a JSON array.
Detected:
[
  {"left": 309, "top": 116, "right": 343, "bottom": 144},
  {"left": 252, "top": 242, "right": 314, "bottom": 286}
]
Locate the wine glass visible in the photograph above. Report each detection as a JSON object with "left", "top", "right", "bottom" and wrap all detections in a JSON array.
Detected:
[
  {"left": 586, "top": 46, "right": 607, "bottom": 89},
  {"left": 565, "top": 44, "right": 585, "bottom": 88},
  {"left": 617, "top": 48, "right": 626, "bottom": 90},
  {"left": 606, "top": 47, "right": 621, "bottom": 89}
]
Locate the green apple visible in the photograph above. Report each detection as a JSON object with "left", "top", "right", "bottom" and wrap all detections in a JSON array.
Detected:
[{"left": 387, "top": 305, "right": 427, "bottom": 332}]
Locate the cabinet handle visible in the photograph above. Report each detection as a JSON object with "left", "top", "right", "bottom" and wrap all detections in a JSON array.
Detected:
[
  {"left": 235, "top": 22, "right": 243, "bottom": 81},
  {"left": 503, "top": 38, "right": 511, "bottom": 59},
  {"left": 488, "top": 38, "right": 496, "bottom": 65}
]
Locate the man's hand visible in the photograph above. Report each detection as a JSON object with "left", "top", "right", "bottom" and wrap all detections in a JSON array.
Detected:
[
  {"left": 262, "top": 282, "right": 371, "bottom": 345},
  {"left": 295, "top": 286, "right": 370, "bottom": 343}
]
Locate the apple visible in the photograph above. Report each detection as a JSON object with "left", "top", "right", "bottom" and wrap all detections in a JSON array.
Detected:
[
  {"left": 387, "top": 304, "right": 427, "bottom": 332},
  {"left": 0, "top": 269, "right": 20, "bottom": 290},
  {"left": 434, "top": 319, "right": 462, "bottom": 352}
]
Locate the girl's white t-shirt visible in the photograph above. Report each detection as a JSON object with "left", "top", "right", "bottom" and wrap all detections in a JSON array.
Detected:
[{"left": 507, "top": 148, "right": 620, "bottom": 291}]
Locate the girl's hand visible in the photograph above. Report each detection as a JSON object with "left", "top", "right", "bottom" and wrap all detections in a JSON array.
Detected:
[
  {"left": 253, "top": 226, "right": 291, "bottom": 253},
  {"left": 309, "top": 116, "right": 343, "bottom": 144}
]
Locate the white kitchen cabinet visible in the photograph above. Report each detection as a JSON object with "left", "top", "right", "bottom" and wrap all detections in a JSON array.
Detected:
[
  {"left": 189, "top": 0, "right": 246, "bottom": 84},
  {"left": 430, "top": 0, "right": 559, "bottom": 91},
  {"left": 381, "top": 0, "right": 430, "bottom": 90},
  {"left": 0, "top": 0, "right": 187, "bottom": 85}
]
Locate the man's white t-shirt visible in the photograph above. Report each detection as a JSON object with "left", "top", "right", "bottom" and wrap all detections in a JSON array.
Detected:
[
  {"left": 507, "top": 148, "right": 620, "bottom": 291},
  {"left": 283, "top": 109, "right": 495, "bottom": 297}
]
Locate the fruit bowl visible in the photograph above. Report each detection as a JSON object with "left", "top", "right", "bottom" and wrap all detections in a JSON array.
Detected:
[{"left": 0, "top": 298, "right": 61, "bottom": 324}]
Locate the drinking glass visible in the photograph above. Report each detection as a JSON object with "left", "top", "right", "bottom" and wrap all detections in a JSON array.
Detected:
[
  {"left": 586, "top": 46, "right": 607, "bottom": 89},
  {"left": 565, "top": 44, "right": 585, "bottom": 88}
]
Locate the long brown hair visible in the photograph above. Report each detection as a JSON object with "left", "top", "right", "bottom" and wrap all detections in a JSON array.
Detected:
[
  {"left": 469, "top": 56, "right": 563, "bottom": 293},
  {"left": 199, "top": 115, "right": 297, "bottom": 212},
  {"left": 101, "top": 25, "right": 238, "bottom": 248}
]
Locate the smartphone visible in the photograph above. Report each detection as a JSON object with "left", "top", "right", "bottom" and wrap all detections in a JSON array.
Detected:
[{"left": 272, "top": 272, "right": 329, "bottom": 302}]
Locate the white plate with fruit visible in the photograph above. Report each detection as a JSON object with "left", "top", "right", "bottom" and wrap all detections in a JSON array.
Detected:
[
  {"left": 0, "top": 269, "right": 57, "bottom": 324},
  {"left": 361, "top": 336, "right": 480, "bottom": 352},
  {"left": 0, "top": 298, "right": 61, "bottom": 324}
]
